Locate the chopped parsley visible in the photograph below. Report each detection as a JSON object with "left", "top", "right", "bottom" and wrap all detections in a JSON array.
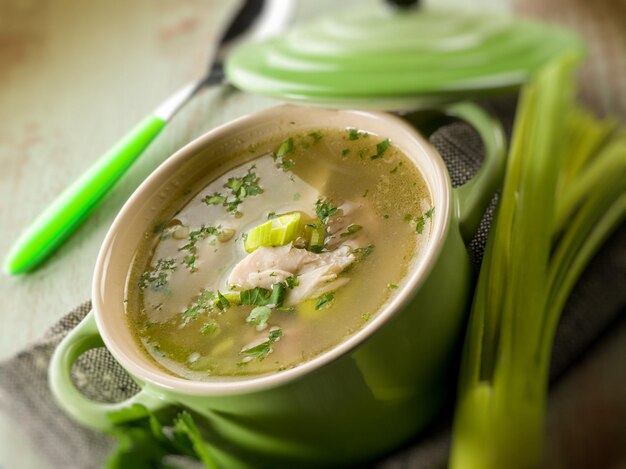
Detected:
[
  {"left": 308, "top": 131, "right": 323, "bottom": 142},
  {"left": 315, "top": 292, "right": 335, "bottom": 310},
  {"left": 273, "top": 138, "right": 296, "bottom": 171},
  {"left": 279, "top": 159, "right": 295, "bottom": 170},
  {"left": 371, "top": 138, "right": 391, "bottom": 159},
  {"left": 182, "top": 255, "right": 196, "bottom": 270},
  {"left": 361, "top": 312, "right": 372, "bottom": 322},
  {"left": 240, "top": 328, "right": 283, "bottom": 361},
  {"left": 353, "top": 244, "right": 375, "bottom": 260},
  {"left": 341, "top": 148, "right": 350, "bottom": 157},
  {"left": 387, "top": 283, "right": 399, "bottom": 290},
  {"left": 214, "top": 291, "right": 231, "bottom": 311},
  {"left": 203, "top": 166, "right": 262, "bottom": 216},
  {"left": 178, "top": 225, "right": 222, "bottom": 271},
  {"left": 340, "top": 224, "right": 363, "bottom": 237},
  {"left": 285, "top": 275, "right": 300, "bottom": 289},
  {"left": 183, "top": 289, "right": 217, "bottom": 320},
  {"left": 347, "top": 128, "right": 365, "bottom": 140},
  {"left": 246, "top": 306, "right": 272, "bottom": 328},
  {"left": 139, "top": 258, "right": 176, "bottom": 291},
  {"left": 362, "top": 189, "right": 369, "bottom": 197},
  {"left": 267, "top": 211, "right": 277, "bottom": 219},
  {"left": 240, "top": 283, "right": 285, "bottom": 308},
  {"left": 200, "top": 321, "right": 219, "bottom": 335},
  {"left": 409, "top": 207, "right": 435, "bottom": 234},
  {"left": 276, "top": 137, "right": 295, "bottom": 157},
  {"left": 315, "top": 198, "right": 338, "bottom": 224}
]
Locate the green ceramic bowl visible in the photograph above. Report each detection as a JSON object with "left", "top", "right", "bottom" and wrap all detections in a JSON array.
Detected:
[{"left": 49, "top": 103, "right": 505, "bottom": 467}]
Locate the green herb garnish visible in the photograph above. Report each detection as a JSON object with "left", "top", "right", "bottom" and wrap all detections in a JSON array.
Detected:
[
  {"left": 200, "top": 321, "right": 219, "bottom": 335},
  {"left": 340, "top": 224, "right": 363, "bottom": 237},
  {"left": 347, "top": 128, "right": 363, "bottom": 140},
  {"left": 371, "top": 138, "right": 391, "bottom": 159},
  {"left": 183, "top": 289, "right": 216, "bottom": 319},
  {"left": 273, "top": 138, "right": 296, "bottom": 171},
  {"left": 308, "top": 131, "right": 323, "bottom": 142},
  {"left": 285, "top": 276, "right": 300, "bottom": 289},
  {"left": 202, "top": 166, "right": 262, "bottom": 216},
  {"left": 139, "top": 258, "right": 177, "bottom": 291},
  {"left": 353, "top": 244, "right": 375, "bottom": 260},
  {"left": 341, "top": 148, "right": 350, "bottom": 157},
  {"left": 240, "top": 328, "right": 283, "bottom": 361},
  {"left": 246, "top": 306, "right": 272, "bottom": 328},
  {"left": 240, "top": 283, "right": 286, "bottom": 308},
  {"left": 315, "top": 198, "right": 338, "bottom": 224},
  {"left": 275, "top": 137, "right": 295, "bottom": 157},
  {"left": 315, "top": 292, "right": 335, "bottom": 310},
  {"left": 178, "top": 225, "right": 222, "bottom": 271}
]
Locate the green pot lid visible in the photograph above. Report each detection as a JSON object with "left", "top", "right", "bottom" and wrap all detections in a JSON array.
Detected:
[{"left": 225, "top": 5, "right": 583, "bottom": 109}]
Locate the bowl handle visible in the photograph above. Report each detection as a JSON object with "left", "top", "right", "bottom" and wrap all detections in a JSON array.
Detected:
[
  {"left": 48, "top": 311, "right": 167, "bottom": 431},
  {"left": 445, "top": 102, "right": 507, "bottom": 243}
]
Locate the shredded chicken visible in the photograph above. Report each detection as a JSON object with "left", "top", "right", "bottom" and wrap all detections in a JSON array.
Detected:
[{"left": 228, "top": 244, "right": 355, "bottom": 305}]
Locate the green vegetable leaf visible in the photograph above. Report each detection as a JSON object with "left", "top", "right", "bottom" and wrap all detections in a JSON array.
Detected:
[
  {"left": 315, "top": 292, "right": 335, "bottom": 310},
  {"left": 309, "top": 131, "right": 323, "bottom": 142},
  {"left": 240, "top": 328, "right": 283, "bottom": 361},
  {"left": 215, "top": 291, "right": 230, "bottom": 311},
  {"left": 240, "top": 287, "right": 271, "bottom": 306},
  {"left": 353, "top": 244, "right": 375, "bottom": 260},
  {"left": 269, "top": 283, "right": 286, "bottom": 307},
  {"left": 276, "top": 137, "right": 295, "bottom": 157},
  {"left": 105, "top": 406, "right": 217, "bottom": 469},
  {"left": 285, "top": 275, "right": 300, "bottom": 289},
  {"left": 371, "top": 138, "right": 391, "bottom": 159},
  {"left": 172, "top": 412, "right": 217, "bottom": 469},
  {"left": 240, "top": 283, "right": 286, "bottom": 308},
  {"left": 200, "top": 321, "right": 219, "bottom": 335},
  {"left": 340, "top": 224, "right": 363, "bottom": 237},
  {"left": 347, "top": 128, "right": 363, "bottom": 140},
  {"left": 203, "top": 194, "right": 226, "bottom": 206},
  {"left": 315, "top": 198, "right": 338, "bottom": 224},
  {"left": 246, "top": 305, "right": 272, "bottom": 327}
]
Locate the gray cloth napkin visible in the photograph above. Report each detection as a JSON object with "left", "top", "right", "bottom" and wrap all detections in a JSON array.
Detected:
[{"left": 1, "top": 104, "right": 625, "bottom": 468}]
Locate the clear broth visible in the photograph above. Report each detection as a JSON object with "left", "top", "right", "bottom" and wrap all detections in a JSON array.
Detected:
[{"left": 126, "top": 128, "right": 433, "bottom": 380}]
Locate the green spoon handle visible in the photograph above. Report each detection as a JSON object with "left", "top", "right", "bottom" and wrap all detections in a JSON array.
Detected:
[{"left": 4, "top": 115, "right": 166, "bottom": 274}]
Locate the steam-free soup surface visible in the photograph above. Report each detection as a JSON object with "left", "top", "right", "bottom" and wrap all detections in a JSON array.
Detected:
[{"left": 126, "top": 128, "right": 433, "bottom": 380}]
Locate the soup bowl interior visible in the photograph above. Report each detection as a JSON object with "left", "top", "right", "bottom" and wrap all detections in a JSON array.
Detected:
[{"left": 93, "top": 104, "right": 450, "bottom": 395}]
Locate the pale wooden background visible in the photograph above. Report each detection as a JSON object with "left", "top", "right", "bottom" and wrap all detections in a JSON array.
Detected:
[{"left": 4, "top": 0, "right": 625, "bottom": 468}]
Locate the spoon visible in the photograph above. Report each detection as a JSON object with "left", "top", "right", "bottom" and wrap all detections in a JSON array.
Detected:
[{"left": 4, "top": 0, "right": 293, "bottom": 275}]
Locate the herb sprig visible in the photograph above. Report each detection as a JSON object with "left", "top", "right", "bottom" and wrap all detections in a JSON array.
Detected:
[{"left": 203, "top": 166, "right": 262, "bottom": 216}]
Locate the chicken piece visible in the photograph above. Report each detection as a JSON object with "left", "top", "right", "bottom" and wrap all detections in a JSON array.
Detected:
[{"left": 228, "top": 244, "right": 355, "bottom": 305}]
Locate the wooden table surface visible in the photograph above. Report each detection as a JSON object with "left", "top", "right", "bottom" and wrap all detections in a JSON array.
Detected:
[{"left": 5, "top": 1, "right": 625, "bottom": 468}]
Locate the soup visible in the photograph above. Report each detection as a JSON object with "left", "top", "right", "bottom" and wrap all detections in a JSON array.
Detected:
[{"left": 126, "top": 127, "right": 433, "bottom": 380}]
